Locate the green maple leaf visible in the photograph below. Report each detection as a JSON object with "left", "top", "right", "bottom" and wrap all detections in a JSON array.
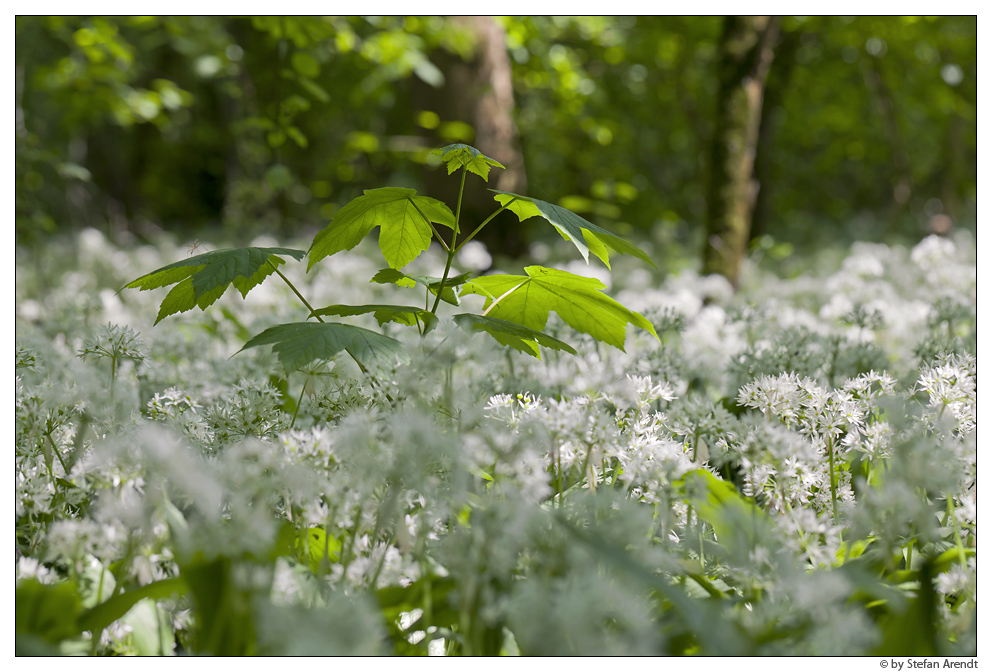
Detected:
[
  {"left": 122, "top": 247, "right": 306, "bottom": 324},
  {"left": 370, "top": 268, "right": 472, "bottom": 306},
  {"left": 430, "top": 143, "right": 505, "bottom": 181},
  {"left": 237, "top": 322, "right": 405, "bottom": 372},
  {"left": 491, "top": 191, "right": 655, "bottom": 269},
  {"left": 461, "top": 266, "right": 658, "bottom": 350},
  {"left": 308, "top": 187, "right": 455, "bottom": 271},
  {"left": 311, "top": 304, "right": 439, "bottom": 334},
  {"left": 453, "top": 313, "right": 577, "bottom": 359}
]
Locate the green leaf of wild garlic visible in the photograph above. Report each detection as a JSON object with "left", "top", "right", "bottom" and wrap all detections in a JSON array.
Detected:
[
  {"left": 237, "top": 322, "right": 406, "bottom": 372},
  {"left": 370, "top": 268, "right": 472, "bottom": 307},
  {"left": 308, "top": 187, "right": 455, "bottom": 271},
  {"left": 675, "top": 469, "right": 774, "bottom": 555},
  {"left": 453, "top": 313, "right": 577, "bottom": 359},
  {"left": 15, "top": 580, "right": 84, "bottom": 645},
  {"left": 122, "top": 247, "right": 306, "bottom": 324},
  {"left": 491, "top": 191, "right": 656, "bottom": 269},
  {"left": 311, "top": 304, "right": 439, "bottom": 334},
  {"left": 430, "top": 143, "right": 505, "bottom": 181},
  {"left": 461, "top": 266, "right": 658, "bottom": 351},
  {"left": 76, "top": 578, "right": 186, "bottom": 642}
]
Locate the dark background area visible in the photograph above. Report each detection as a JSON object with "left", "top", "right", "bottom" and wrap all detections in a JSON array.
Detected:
[{"left": 15, "top": 16, "right": 976, "bottom": 279}]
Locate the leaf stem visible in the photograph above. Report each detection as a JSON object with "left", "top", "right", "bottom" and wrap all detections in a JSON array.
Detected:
[
  {"left": 453, "top": 198, "right": 516, "bottom": 254},
  {"left": 688, "top": 573, "right": 726, "bottom": 599},
  {"left": 274, "top": 268, "right": 322, "bottom": 321},
  {"left": 698, "top": 519, "right": 706, "bottom": 572},
  {"left": 45, "top": 431, "right": 70, "bottom": 477},
  {"left": 826, "top": 435, "right": 840, "bottom": 529},
  {"left": 410, "top": 200, "right": 451, "bottom": 253},
  {"left": 273, "top": 267, "right": 376, "bottom": 379},
  {"left": 946, "top": 496, "right": 968, "bottom": 569},
  {"left": 428, "top": 221, "right": 451, "bottom": 252},
  {"left": 453, "top": 166, "right": 467, "bottom": 237},
  {"left": 580, "top": 443, "right": 595, "bottom": 493},
  {"left": 429, "top": 167, "right": 467, "bottom": 315},
  {"left": 290, "top": 378, "right": 307, "bottom": 429},
  {"left": 426, "top": 331, "right": 454, "bottom": 359},
  {"left": 430, "top": 251, "right": 457, "bottom": 317}
]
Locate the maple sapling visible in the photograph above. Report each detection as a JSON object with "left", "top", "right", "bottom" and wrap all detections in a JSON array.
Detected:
[{"left": 123, "top": 144, "right": 658, "bottom": 377}]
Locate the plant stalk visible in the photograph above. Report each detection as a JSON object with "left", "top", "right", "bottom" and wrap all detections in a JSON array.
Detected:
[
  {"left": 453, "top": 199, "right": 516, "bottom": 254},
  {"left": 689, "top": 573, "right": 725, "bottom": 599},
  {"left": 45, "top": 431, "right": 71, "bottom": 477},
  {"left": 946, "top": 496, "right": 968, "bottom": 568},
  {"left": 274, "top": 267, "right": 320, "bottom": 318},
  {"left": 273, "top": 267, "right": 376, "bottom": 378},
  {"left": 290, "top": 380, "right": 307, "bottom": 429},
  {"left": 826, "top": 435, "right": 840, "bottom": 530},
  {"left": 429, "top": 167, "right": 467, "bottom": 315},
  {"left": 410, "top": 200, "right": 451, "bottom": 253}
]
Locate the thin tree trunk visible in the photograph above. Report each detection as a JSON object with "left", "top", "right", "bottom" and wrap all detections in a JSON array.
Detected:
[
  {"left": 750, "top": 26, "right": 798, "bottom": 242},
  {"left": 456, "top": 17, "right": 526, "bottom": 196},
  {"left": 702, "top": 16, "right": 781, "bottom": 287},
  {"left": 414, "top": 16, "right": 528, "bottom": 259}
]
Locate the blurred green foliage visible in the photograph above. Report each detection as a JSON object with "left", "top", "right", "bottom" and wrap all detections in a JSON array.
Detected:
[{"left": 16, "top": 16, "right": 975, "bottom": 265}]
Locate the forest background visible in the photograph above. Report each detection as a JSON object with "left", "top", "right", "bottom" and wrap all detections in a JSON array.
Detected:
[{"left": 14, "top": 15, "right": 977, "bottom": 284}]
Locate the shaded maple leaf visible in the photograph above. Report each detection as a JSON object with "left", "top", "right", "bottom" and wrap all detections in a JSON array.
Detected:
[{"left": 123, "top": 247, "right": 306, "bottom": 324}]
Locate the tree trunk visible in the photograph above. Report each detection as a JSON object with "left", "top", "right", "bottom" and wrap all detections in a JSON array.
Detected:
[
  {"left": 702, "top": 16, "right": 781, "bottom": 287},
  {"left": 750, "top": 26, "right": 798, "bottom": 242},
  {"left": 413, "top": 16, "right": 528, "bottom": 260}
]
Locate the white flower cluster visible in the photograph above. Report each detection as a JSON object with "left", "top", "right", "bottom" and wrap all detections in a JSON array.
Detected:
[
  {"left": 731, "top": 371, "right": 902, "bottom": 523},
  {"left": 14, "top": 227, "right": 977, "bottom": 655},
  {"left": 482, "top": 374, "right": 689, "bottom": 504},
  {"left": 917, "top": 352, "right": 976, "bottom": 435}
]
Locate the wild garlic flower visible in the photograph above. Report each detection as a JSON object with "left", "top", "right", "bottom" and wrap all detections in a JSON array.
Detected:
[
  {"left": 146, "top": 387, "right": 202, "bottom": 419},
  {"left": 484, "top": 393, "right": 514, "bottom": 411},
  {"left": 911, "top": 234, "right": 957, "bottom": 272},
  {"left": 16, "top": 556, "right": 53, "bottom": 584},
  {"left": 620, "top": 415, "right": 691, "bottom": 487},
  {"left": 300, "top": 498, "right": 329, "bottom": 527},
  {"left": 45, "top": 519, "right": 128, "bottom": 567},
  {"left": 277, "top": 426, "right": 337, "bottom": 471},
  {"left": 738, "top": 373, "right": 807, "bottom": 423},
  {"left": 917, "top": 352, "right": 976, "bottom": 434},
  {"left": 848, "top": 421, "right": 894, "bottom": 458},
  {"left": 739, "top": 371, "right": 892, "bottom": 458},
  {"left": 935, "top": 562, "right": 972, "bottom": 597},
  {"left": 954, "top": 491, "right": 976, "bottom": 528},
  {"left": 16, "top": 462, "right": 55, "bottom": 518},
  {"left": 207, "top": 377, "right": 289, "bottom": 442},
  {"left": 77, "top": 322, "right": 147, "bottom": 369},
  {"left": 776, "top": 507, "right": 844, "bottom": 568},
  {"left": 842, "top": 370, "right": 896, "bottom": 400},
  {"left": 493, "top": 449, "right": 553, "bottom": 503},
  {"left": 626, "top": 374, "right": 677, "bottom": 407}
]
